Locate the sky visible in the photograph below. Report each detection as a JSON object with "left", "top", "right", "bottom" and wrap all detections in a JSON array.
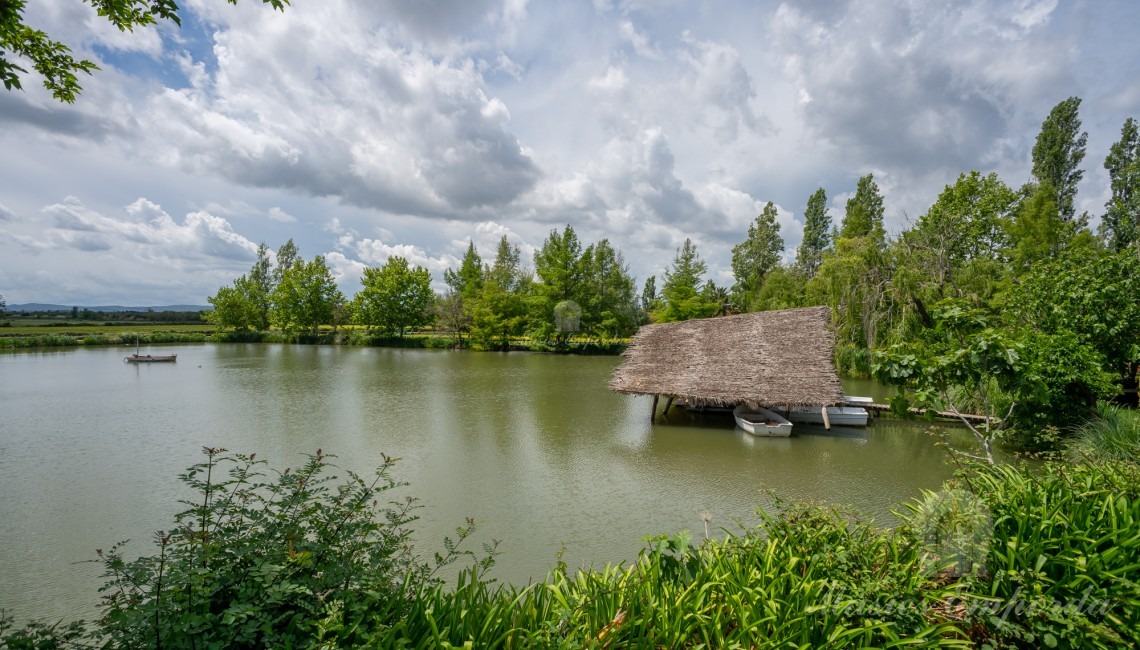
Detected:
[{"left": 2, "top": 0, "right": 1139, "bottom": 306}]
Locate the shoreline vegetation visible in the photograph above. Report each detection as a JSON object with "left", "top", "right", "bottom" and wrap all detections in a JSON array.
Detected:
[
  {"left": 1, "top": 447, "right": 1136, "bottom": 648},
  {"left": 0, "top": 327, "right": 629, "bottom": 355}
]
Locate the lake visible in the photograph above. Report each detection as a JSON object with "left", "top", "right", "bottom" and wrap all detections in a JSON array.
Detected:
[{"left": 0, "top": 344, "right": 969, "bottom": 623}]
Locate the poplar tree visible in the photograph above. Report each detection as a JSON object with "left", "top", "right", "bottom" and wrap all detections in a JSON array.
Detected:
[
  {"left": 730, "top": 201, "right": 784, "bottom": 297},
  {"left": 1031, "top": 97, "right": 1087, "bottom": 222},
  {"left": 796, "top": 188, "right": 831, "bottom": 277},
  {"left": 840, "top": 174, "right": 885, "bottom": 242},
  {"left": 1101, "top": 117, "right": 1140, "bottom": 251}
]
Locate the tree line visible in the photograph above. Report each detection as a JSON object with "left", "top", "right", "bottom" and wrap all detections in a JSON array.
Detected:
[{"left": 207, "top": 97, "right": 1138, "bottom": 437}]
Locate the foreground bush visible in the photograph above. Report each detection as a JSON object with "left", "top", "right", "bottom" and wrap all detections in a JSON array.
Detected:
[{"left": 3, "top": 452, "right": 1137, "bottom": 648}]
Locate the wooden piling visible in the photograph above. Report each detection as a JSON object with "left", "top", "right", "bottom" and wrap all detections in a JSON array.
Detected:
[{"left": 651, "top": 395, "right": 659, "bottom": 422}]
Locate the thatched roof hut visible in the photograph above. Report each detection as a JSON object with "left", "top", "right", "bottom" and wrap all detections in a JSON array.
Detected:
[{"left": 609, "top": 306, "right": 843, "bottom": 408}]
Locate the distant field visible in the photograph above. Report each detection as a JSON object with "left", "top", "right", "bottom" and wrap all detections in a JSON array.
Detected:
[{"left": 1, "top": 324, "right": 216, "bottom": 336}]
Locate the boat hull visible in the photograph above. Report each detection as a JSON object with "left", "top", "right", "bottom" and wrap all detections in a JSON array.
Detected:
[
  {"left": 773, "top": 405, "right": 869, "bottom": 427},
  {"left": 732, "top": 405, "right": 793, "bottom": 437},
  {"left": 125, "top": 355, "right": 177, "bottom": 363}
]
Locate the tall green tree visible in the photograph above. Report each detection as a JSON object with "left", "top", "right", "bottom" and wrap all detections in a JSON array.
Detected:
[
  {"left": 840, "top": 174, "right": 885, "bottom": 242},
  {"left": 1, "top": 0, "right": 289, "bottom": 103},
  {"left": 641, "top": 275, "right": 657, "bottom": 314},
  {"left": 1006, "top": 182, "right": 1096, "bottom": 272},
  {"left": 796, "top": 188, "right": 831, "bottom": 278},
  {"left": 533, "top": 225, "right": 584, "bottom": 303},
  {"left": 206, "top": 277, "right": 256, "bottom": 330},
  {"left": 272, "top": 239, "right": 300, "bottom": 288},
  {"left": 471, "top": 240, "right": 528, "bottom": 350},
  {"left": 731, "top": 201, "right": 784, "bottom": 298},
  {"left": 444, "top": 242, "right": 484, "bottom": 300},
  {"left": 270, "top": 255, "right": 343, "bottom": 336},
  {"left": 657, "top": 238, "right": 718, "bottom": 323},
  {"left": 1101, "top": 116, "right": 1140, "bottom": 251},
  {"left": 246, "top": 243, "right": 274, "bottom": 331},
  {"left": 579, "top": 239, "right": 637, "bottom": 337},
  {"left": 895, "top": 171, "right": 1016, "bottom": 312},
  {"left": 1031, "top": 97, "right": 1087, "bottom": 222},
  {"left": 354, "top": 256, "right": 434, "bottom": 337}
]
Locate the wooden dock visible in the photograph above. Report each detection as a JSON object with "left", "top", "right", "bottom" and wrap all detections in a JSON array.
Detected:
[{"left": 857, "top": 401, "right": 993, "bottom": 424}]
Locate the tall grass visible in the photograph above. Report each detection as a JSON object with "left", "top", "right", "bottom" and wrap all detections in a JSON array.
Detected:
[{"left": 1066, "top": 402, "right": 1140, "bottom": 463}]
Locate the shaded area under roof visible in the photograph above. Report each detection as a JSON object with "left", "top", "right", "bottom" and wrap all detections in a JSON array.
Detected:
[{"left": 609, "top": 306, "right": 844, "bottom": 408}]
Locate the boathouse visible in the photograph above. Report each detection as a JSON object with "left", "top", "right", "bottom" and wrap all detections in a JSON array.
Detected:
[{"left": 609, "top": 306, "right": 844, "bottom": 417}]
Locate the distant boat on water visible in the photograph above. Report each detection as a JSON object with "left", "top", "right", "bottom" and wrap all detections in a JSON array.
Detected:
[{"left": 124, "top": 336, "right": 177, "bottom": 363}]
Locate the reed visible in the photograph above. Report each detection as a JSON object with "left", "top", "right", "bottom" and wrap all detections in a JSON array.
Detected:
[{"left": 1066, "top": 402, "right": 1140, "bottom": 463}]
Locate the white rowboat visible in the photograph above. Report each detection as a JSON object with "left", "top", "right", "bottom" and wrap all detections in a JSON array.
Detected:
[
  {"left": 733, "top": 405, "right": 793, "bottom": 437},
  {"left": 772, "top": 405, "right": 869, "bottom": 427}
]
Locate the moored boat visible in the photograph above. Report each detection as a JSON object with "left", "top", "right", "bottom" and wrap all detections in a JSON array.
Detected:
[
  {"left": 124, "top": 353, "right": 177, "bottom": 363},
  {"left": 771, "top": 405, "right": 869, "bottom": 427},
  {"left": 732, "top": 404, "right": 793, "bottom": 437}
]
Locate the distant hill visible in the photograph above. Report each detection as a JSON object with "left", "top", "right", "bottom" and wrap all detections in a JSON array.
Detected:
[{"left": 8, "top": 303, "right": 210, "bottom": 312}]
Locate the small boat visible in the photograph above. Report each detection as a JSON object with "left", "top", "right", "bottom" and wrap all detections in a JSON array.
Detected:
[
  {"left": 733, "top": 404, "right": 793, "bottom": 437},
  {"left": 843, "top": 395, "right": 873, "bottom": 405},
  {"left": 125, "top": 353, "right": 178, "bottom": 363},
  {"left": 124, "top": 335, "right": 177, "bottom": 363},
  {"left": 771, "top": 405, "right": 869, "bottom": 427}
]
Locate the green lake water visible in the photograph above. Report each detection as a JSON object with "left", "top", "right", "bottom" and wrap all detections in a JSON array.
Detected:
[{"left": 0, "top": 344, "right": 970, "bottom": 623}]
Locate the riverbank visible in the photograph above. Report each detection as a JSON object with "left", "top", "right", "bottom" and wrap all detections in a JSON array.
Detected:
[
  {"left": 2, "top": 451, "right": 1135, "bottom": 648},
  {"left": 0, "top": 327, "right": 628, "bottom": 354}
]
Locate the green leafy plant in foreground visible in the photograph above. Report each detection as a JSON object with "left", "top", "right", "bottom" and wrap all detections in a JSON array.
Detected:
[{"left": 92, "top": 447, "right": 489, "bottom": 649}]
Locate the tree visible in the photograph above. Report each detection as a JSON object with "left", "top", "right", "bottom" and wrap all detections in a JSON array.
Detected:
[
  {"left": 750, "top": 265, "right": 806, "bottom": 312},
  {"left": 579, "top": 239, "right": 638, "bottom": 338},
  {"left": 1005, "top": 182, "right": 1096, "bottom": 272},
  {"left": 796, "top": 188, "right": 831, "bottom": 278},
  {"left": 273, "top": 239, "right": 300, "bottom": 288},
  {"left": 246, "top": 243, "right": 274, "bottom": 331},
  {"left": 354, "top": 256, "right": 434, "bottom": 337},
  {"left": 641, "top": 275, "right": 657, "bottom": 314},
  {"left": 1031, "top": 97, "right": 1087, "bottom": 222},
  {"left": 1101, "top": 117, "right": 1140, "bottom": 251},
  {"left": 840, "top": 174, "right": 885, "bottom": 242},
  {"left": 0, "top": 293, "right": 5, "bottom": 313},
  {"left": 434, "top": 290, "right": 471, "bottom": 348},
  {"left": 731, "top": 201, "right": 783, "bottom": 298},
  {"left": 206, "top": 278, "right": 256, "bottom": 330},
  {"left": 444, "top": 241, "right": 484, "bottom": 300},
  {"left": 270, "top": 255, "right": 343, "bottom": 337},
  {"left": 657, "top": 238, "right": 718, "bottom": 323},
  {"left": 0, "top": 0, "right": 289, "bottom": 103},
  {"left": 470, "top": 236, "right": 529, "bottom": 350},
  {"left": 533, "top": 225, "right": 584, "bottom": 303},
  {"left": 894, "top": 171, "right": 1016, "bottom": 312}
]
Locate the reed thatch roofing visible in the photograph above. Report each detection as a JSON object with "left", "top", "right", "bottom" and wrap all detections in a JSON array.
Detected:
[{"left": 609, "top": 306, "right": 844, "bottom": 408}]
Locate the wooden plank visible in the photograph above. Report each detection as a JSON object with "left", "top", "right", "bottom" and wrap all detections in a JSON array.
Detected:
[{"left": 863, "top": 402, "right": 991, "bottom": 423}]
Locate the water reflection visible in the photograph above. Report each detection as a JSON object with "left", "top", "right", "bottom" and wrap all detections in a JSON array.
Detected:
[{"left": 1, "top": 346, "right": 962, "bottom": 624}]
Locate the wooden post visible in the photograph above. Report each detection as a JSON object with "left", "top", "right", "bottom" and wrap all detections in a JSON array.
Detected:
[
  {"left": 664, "top": 396, "right": 675, "bottom": 414},
  {"left": 651, "top": 395, "right": 659, "bottom": 423},
  {"left": 821, "top": 406, "right": 831, "bottom": 430}
]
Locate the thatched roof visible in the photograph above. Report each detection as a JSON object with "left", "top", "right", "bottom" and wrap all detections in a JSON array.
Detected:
[{"left": 609, "top": 306, "right": 843, "bottom": 408}]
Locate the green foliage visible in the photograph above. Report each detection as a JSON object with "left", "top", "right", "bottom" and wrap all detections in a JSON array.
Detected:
[
  {"left": 4, "top": 449, "right": 1138, "bottom": 648},
  {"left": 1101, "top": 116, "right": 1140, "bottom": 251},
  {"left": 748, "top": 264, "right": 806, "bottom": 312},
  {"left": 731, "top": 200, "right": 784, "bottom": 297},
  {"left": 840, "top": 173, "right": 886, "bottom": 242},
  {"left": 443, "top": 241, "right": 484, "bottom": 299},
  {"left": 354, "top": 256, "right": 434, "bottom": 337},
  {"left": 0, "top": 0, "right": 288, "bottom": 103},
  {"left": 1066, "top": 403, "right": 1140, "bottom": 464},
  {"left": 270, "top": 255, "right": 344, "bottom": 337},
  {"left": 656, "top": 238, "right": 719, "bottom": 322},
  {"left": 1003, "top": 247, "right": 1140, "bottom": 380},
  {"left": 796, "top": 187, "right": 831, "bottom": 277},
  {"left": 1032, "top": 97, "right": 1088, "bottom": 222},
  {"left": 807, "top": 234, "right": 890, "bottom": 349},
  {"left": 960, "top": 461, "right": 1140, "bottom": 649},
  {"left": 1005, "top": 182, "right": 1096, "bottom": 273}
]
